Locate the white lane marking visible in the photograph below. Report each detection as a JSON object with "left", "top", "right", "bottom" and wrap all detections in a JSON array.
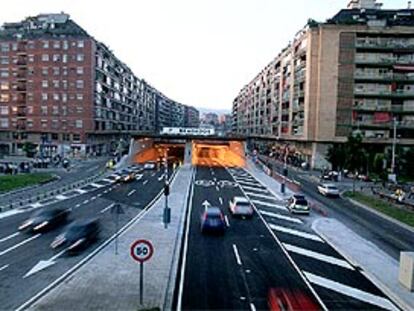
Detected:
[
  {"left": 29, "top": 202, "right": 43, "bottom": 208},
  {"left": 269, "top": 224, "right": 324, "bottom": 243},
  {"left": 100, "top": 203, "right": 115, "bottom": 214},
  {"left": 0, "top": 233, "right": 41, "bottom": 257},
  {"left": 102, "top": 178, "right": 114, "bottom": 183},
  {"left": 55, "top": 194, "right": 68, "bottom": 200},
  {"left": 151, "top": 172, "right": 156, "bottom": 177},
  {"left": 234, "top": 177, "right": 257, "bottom": 183},
  {"left": 97, "top": 193, "right": 102, "bottom": 197},
  {"left": 103, "top": 190, "right": 109, "bottom": 194},
  {"left": 259, "top": 210, "right": 302, "bottom": 224},
  {"left": 284, "top": 243, "right": 354, "bottom": 270},
  {"left": 251, "top": 200, "right": 286, "bottom": 210},
  {"left": 225, "top": 215, "right": 230, "bottom": 227},
  {"left": 136, "top": 174, "right": 143, "bottom": 180},
  {"left": 215, "top": 185, "right": 220, "bottom": 191},
  {"left": 219, "top": 197, "right": 223, "bottom": 205},
  {"left": 240, "top": 185, "right": 269, "bottom": 193},
  {"left": 304, "top": 272, "right": 398, "bottom": 311},
  {"left": 83, "top": 199, "right": 89, "bottom": 204},
  {"left": 0, "top": 232, "right": 20, "bottom": 243},
  {"left": 90, "top": 183, "right": 104, "bottom": 188},
  {"left": 23, "top": 247, "right": 69, "bottom": 278},
  {"left": 143, "top": 180, "right": 148, "bottom": 185},
  {"left": 245, "top": 191, "right": 275, "bottom": 200},
  {"left": 0, "top": 264, "right": 9, "bottom": 272},
  {"left": 211, "top": 171, "right": 215, "bottom": 175},
  {"left": 232, "top": 244, "right": 242, "bottom": 266},
  {"left": 127, "top": 189, "right": 136, "bottom": 197},
  {"left": 158, "top": 174, "right": 165, "bottom": 181},
  {"left": 250, "top": 303, "right": 257, "bottom": 311},
  {"left": 75, "top": 203, "right": 81, "bottom": 208},
  {"left": 74, "top": 189, "right": 87, "bottom": 194}
]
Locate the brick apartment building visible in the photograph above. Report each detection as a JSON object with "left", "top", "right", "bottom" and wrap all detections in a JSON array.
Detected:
[
  {"left": 232, "top": 0, "right": 414, "bottom": 168},
  {"left": 0, "top": 13, "right": 198, "bottom": 157}
]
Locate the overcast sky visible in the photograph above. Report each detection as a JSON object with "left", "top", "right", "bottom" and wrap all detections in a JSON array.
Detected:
[{"left": 0, "top": 0, "right": 405, "bottom": 111}]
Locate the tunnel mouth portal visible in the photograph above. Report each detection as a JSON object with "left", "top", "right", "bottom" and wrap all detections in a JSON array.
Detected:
[
  {"left": 133, "top": 142, "right": 185, "bottom": 165},
  {"left": 192, "top": 140, "right": 245, "bottom": 167}
]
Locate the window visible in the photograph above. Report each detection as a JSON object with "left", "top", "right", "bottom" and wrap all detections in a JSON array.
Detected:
[
  {"left": 52, "top": 80, "right": 59, "bottom": 88},
  {"left": 63, "top": 133, "right": 70, "bottom": 141},
  {"left": 42, "top": 40, "right": 49, "bottom": 49},
  {"left": 76, "top": 80, "right": 84, "bottom": 89},
  {"left": 42, "top": 93, "right": 48, "bottom": 101},
  {"left": 27, "top": 92, "right": 34, "bottom": 101},
  {"left": 76, "top": 67, "right": 84, "bottom": 75},
  {"left": 0, "top": 69, "right": 8, "bottom": 78},
  {"left": 62, "top": 93, "right": 67, "bottom": 102},
  {"left": 76, "top": 93, "right": 84, "bottom": 101},
  {"left": 41, "top": 119, "right": 48, "bottom": 128},
  {"left": 77, "top": 40, "right": 84, "bottom": 48},
  {"left": 73, "top": 133, "right": 81, "bottom": 141},
  {"left": 11, "top": 43, "right": 17, "bottom": 51},
  {"left": 0, "top": 106, "right": 8, "bottom": 115},
  {"left": 42, "top": 67, "right": 48, "bottom": 75},
  {"left": 28, "top": 41, "right": 35, "bottom": 49},
  {"left": 53, "top": 41, "right": 60, "bottom": 49},
  {"left": 76, "top": 106, "right": 83, "bottom": 114},
  {"left": 76, "top": 54, "right": 84, "bottom": 62},
  {"left": 28, "top": 55, "right": 34, "bottom": 62},
  {"left": 62, "top": 54, "right": 68, "bottom": 63},
  {"left": 53, "top": 67, "right": 60, "bottom": 75},
  {"left": 53, "top": 54, "right": 60, "bottom": 62},
  {"left": 40, "top": 106, "right": 48, "bottom": 115},
  {"left": 62, "top": 106, "right": 67, "bottom": 116},
  {"left": 62, "top": 67, "right": 68, "bottom": 75},
  {"left": 0, "top": 56, "right": 9, "bottom": 65},
  {"left": 0, "top": 94, "right": 9, "bottom": 102},
  {"left": 75, "top": 120, "right": 83, "bottom": 128},
  {"left": 42, "top": 80, "right": 48, "bottom": 88},
  {"left": 27, "top": 119, "right": 33, "bottom": 128},
  {"left": 0, "top": 82, "right": 9, "bottom": 90},
  {"left": 63, "top": 40, "right": 68, "bottom": 50},
  {"left": 62, "top": 80, "right": 68, "bottom": 89},
  {"left": 0, "top": 43, "right": 9, "bottom": 52},
  {"left": 0, "top": 118, "right": 8, "bottom": 128},
  {"left": 53, "top": 93, "right": 59, "bottom": 101},
  {"left": 42, "top": 54, "right": 49, "bottom": 62},
  {"left": 28, "top": 68, "right": 34, "bottom": 76},
  {"left": 52, "top": 106, "right": 59, "bottom": 115},
  {"left": 27, "top": 106, "right": 33, "bottom": 114}
]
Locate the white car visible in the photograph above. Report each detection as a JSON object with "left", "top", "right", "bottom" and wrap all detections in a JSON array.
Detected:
[
  {"left": 286, "top": 194, "right": 310, "bottom": 214},
  {"left": 317, "top": 183, "right": 340, "bottom": 197},
  {"left": 143, "top": 162, "right": 156, "bottom": 170},
  {"left": 229, "top": 196, "right": 254, "bottom": 218}
]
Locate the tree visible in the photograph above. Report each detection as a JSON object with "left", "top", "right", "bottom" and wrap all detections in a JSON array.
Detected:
[
  {"left": 345, "top": 133, "right": 366, "bottom": 173},
  {"left": 22, "top": 142, "right": 36, "bottom": 158},
  {"left": 326, "top": 144, "right": 347, "bottom": 171}
]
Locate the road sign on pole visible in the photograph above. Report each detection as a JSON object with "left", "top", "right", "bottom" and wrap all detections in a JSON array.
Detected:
[
  {"left": 130, "top": 239, "right": 154, "bottom": 305},
  {"left": 111, "top": 203, "right": 125, "bottom": 255}
]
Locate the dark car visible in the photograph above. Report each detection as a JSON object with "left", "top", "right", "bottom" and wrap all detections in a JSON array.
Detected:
[
  {"left": 51, "top": 218, "right": 100, "bottom": 253},
  {"left": 200, "top": 207, "right": 226, "bottom": 234},
  {"left": 18, "top": 208, "right": 70, "bottom": 232}
]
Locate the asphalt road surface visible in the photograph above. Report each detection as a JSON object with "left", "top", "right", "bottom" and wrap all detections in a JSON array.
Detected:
[
  {"left": 177, "top": 166, "right": 399, "bottom": 311},
  {"left": 0, "top": 166, "right": 173, "bottom": 310}
]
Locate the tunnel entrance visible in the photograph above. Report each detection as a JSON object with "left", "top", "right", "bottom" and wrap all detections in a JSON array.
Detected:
[
  {"left": 192, "top": 140, "right": 245, "bottom": 167},
  {"left": 133, "top": 143, "right": 185, "bottom": 165}
]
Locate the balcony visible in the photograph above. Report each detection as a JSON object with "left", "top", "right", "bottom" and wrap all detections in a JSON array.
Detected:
[
  {"left": 354, "top": 72, "right": 414, "bottom": 82},
  {"left": 354, "top": 89, "right": 414, "bottom": 98},
  {"left": 355, "top": 39, "right": 414, "bottom": 51},
  {"left": 355, "top": 55, "right": 414, "bottom": 66}
]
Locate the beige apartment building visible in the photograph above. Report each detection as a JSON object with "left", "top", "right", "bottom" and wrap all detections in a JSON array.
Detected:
[{"left": 232, "top": 0, "right": 414, "bottom": 168}]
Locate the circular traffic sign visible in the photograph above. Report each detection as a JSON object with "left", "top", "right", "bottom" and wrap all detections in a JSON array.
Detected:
[{"left": 130, "top": 239, "right": 154, "bottom": 263}]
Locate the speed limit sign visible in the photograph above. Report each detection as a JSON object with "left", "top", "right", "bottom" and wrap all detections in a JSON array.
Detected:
[{"left": 130, "top": 239, "right": 154, "bottom": 263}]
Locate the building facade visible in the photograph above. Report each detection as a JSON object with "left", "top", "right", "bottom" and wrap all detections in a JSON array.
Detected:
[
  {"left": 0, "top": 13, "right": 198, "bottom": 156},
  {"left": 232, "top": 0, "right": 414, "bottom": 168}
]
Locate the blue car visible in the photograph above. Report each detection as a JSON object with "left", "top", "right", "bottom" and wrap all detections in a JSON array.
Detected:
[{"left": 200, "top": 206, "right": 226, "bottom": 234}]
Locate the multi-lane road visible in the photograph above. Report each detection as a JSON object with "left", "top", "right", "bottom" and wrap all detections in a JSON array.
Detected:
[
  {"left": 0, "top": 166, "right": 173, "bottom": 311},
  {"left": 176, "top": 165, "right": 399, "bottom": 311}
]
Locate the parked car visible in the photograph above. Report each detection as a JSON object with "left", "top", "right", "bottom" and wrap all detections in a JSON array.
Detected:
[
  {"left": 200, "top": 206, "right": 226, "bottom": 234},
  {"left": 286, "top": 194, "right": 309, "bottom": 214},
  {"left": 321, "top": 171, "right": 338, "bottom": 182},
  {"left": 268, "top": 288, "right": 320, "bottom": 311},
  {"left": 143, "top": 161, "right": 156, "bottom": 170},
  {"left": 51, "top": 218, "right": 100, "bottom": 253},
  {"left": 317, "top": 183, "right": 340, "bottom": 197},
  {"left": 229, "top": 196, "right": 254, "bottom": 218},
  {"left": 18, "top": 208, "right": 70, "bottom": 232}
]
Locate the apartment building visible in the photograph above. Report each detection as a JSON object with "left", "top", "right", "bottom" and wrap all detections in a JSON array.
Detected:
[
  {"left": 232, "top": 0, "right": 414, "bottom": 168},
  {"left": 0, "top": 13, "right": 198, "bottom": 156}
]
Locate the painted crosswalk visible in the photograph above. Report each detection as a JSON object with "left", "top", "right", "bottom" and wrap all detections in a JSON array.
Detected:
[
  {"left": 269, "top": 224, "right": 324, "bottom": 242},
  {"left": 251, "top": 199, "right": 285, "bottom": 210},
  {"left": 259, "top": 210, "right": 301, "bottom": 224}
]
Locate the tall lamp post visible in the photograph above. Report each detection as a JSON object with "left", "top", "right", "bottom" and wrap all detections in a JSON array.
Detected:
[{"left": 391, "top": 117, "right": 397, "bottom": 178}]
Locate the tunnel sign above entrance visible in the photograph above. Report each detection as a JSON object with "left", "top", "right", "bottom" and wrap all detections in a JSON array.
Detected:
[{"left": 161, "top": 127, "right": 215, "bottom": 136}]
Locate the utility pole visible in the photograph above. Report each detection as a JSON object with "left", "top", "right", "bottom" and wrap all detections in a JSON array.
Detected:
[
  {"left": 391, "top": 117, "right": 397, "bottom": 175},
  {"left": 163, "top": 148, "right": 171, "bottom": 228}
]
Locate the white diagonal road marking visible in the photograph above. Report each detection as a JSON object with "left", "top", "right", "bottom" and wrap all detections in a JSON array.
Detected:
[
  {"left": 251, "top": 200, "right": 285, "bottom": 210},
  {"left": 74, "top": 189, "right": 87, "bottom": 194},
  {"left": 284, "top": 243, "right": 354, "bottom": 270},
  {"left": 304, "top": 272, "right": 398, "bottom": 311},
  {"left": 245, "top": 191, "right": 275, "bottom": 200},
  {"left": 127, "top": 189, "right": 136, "bottom": 197},
  {"left": 0, "top": 232, "right": 20, "bottom": 243},
  {"left": 0, "top": 234, "right": 41, "bottom": 257},
  {"left": 0, "top": 264, "right": 9, "bottom": 272},
  {"left": 232, "top": 244, "right": 242, "bottom": 265},
  {"left": 259, "top": 210, "right": 301, "bottom": 224},
  {"left": 269, "top": 224, "right": 324, "bottom": 242},
  {"left": 240, "top": 185, "right": 269, "bottom": 193},
  {"left": 100, "top": 203, "right": 115, "bottom": 214}
]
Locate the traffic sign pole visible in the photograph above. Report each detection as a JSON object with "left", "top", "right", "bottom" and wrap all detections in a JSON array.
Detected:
[{"left": 140, "top": 262, "right": 144, "bottom": 305}]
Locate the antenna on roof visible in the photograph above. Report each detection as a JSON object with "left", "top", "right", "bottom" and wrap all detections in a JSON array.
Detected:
[{"left": 408, "top": 1, "right": 412, "bottom": 9}]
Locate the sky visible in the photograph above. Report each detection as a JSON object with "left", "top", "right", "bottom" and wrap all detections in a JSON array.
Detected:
[{"left": 0, "top": 0, "right": 406, "bottom": 111}]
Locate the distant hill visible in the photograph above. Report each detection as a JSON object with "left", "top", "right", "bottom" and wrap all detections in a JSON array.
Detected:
[{"left": 197, "top": 107, "right": 231, "bottom": 115}]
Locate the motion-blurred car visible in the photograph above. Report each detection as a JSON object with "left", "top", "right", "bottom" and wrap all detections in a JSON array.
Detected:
[
  {"left": 143, "top": 161, "right": 156, "bottom": 170},
  {"left": 268, "top": 288, "right": 320, "bottom": 311},
  {"left": 200, "top": 206, "right": 226, "bottom": 234},
  {"left": 229, "top": 196, "right": 254, "bottom": 218},
  {"left": 317, "top": 183, "right": 340, "bottom": 197},
  {"left": 51, "top": 218, "right": 100, "bottom": 253},
  {"left": 18, "top": 208, "right": 70, "bottom": 232},
  {"left": 286, "top": 194, "right": 309, "bottom": 214},
  {"left": 321, "top": 171, "right": 338, "bottom": 182},
  {"left": 120, "top": 171, "right": 136, "bottom": 183}
]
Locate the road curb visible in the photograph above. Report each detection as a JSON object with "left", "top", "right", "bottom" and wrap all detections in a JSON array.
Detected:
[
  {"left": 345, "top": 196, "right": 414, "bottom": 235},
  {"left": 312, "top": 219, "right": 411, "bottom": 311}
]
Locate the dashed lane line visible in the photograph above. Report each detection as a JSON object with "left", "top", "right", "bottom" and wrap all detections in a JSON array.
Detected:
[
  {"left": 259, "top": 210, "right": 302, "bottom": 224},
  {"left": 127, "top": 189, "right": 136, "bottom": 197},
  {"left": 0, "top": 232, "right": 20, "bottom": 243},
  {"left": 0, "top": 264, "right": 9, "bottom": 272},
  {"left": 283, "top": 243, "right": 354, "bottom": 270},
  {"left": 219, "top": 197, "right": 223, "bottom": 205},
  {"left": 0, "top": 234, "right": 41, "bottom": 257},
  {"left": 225, "top": 215, "right": 230, "bottom": 227},
  {"left": 83, "top": 199, "right": 89, "bottom": 205},
  {"left": 55, "top": 194, "right": 68, "bottom": 200},
  {"left": 90, "top": 183, "right": 104, "bottom": 188},
  {"left": 74, "top": 189, "right": 87, "bottom": 194},
  {"left": 304, "top": 272, "right": 398, "bottom": 311},
  {"left": 269, "top": 224, "right": 324, "bottom": 243},
  {"left": 100, "top": 203, "right": 115, "bottom": 214},
  {"left": 143, "top": 180, "right": 148, "bottom": 185},
  {"left": 232, "top": 244, "right": 242, "bottom": 266},
  {"left": 250, "top": 303, "right": 257, "bottom": 311}
]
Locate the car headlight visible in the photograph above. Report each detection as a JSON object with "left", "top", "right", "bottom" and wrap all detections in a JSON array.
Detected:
[
  {"left": 18, "top": 220, "right": 33, "bottom": 230},
  {"left": 33, "top": 221, "right": 49, "bottom": 231},
  {"left": 68, "top": 238, "right": 86, "bottom": 250},
  {"left": 51, "top": 234, "right": 66, "bottom": 248}
]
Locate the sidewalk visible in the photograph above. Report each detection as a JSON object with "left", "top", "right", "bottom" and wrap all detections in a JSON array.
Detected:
[
  {"left": 313, "top": 218, "right": 414, "bottom": 311},
  {"left": 24, "top": 164, "right": 193, "bottom": 311}
]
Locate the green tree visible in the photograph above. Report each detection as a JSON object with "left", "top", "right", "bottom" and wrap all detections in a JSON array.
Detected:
[
  {"left": 345, "top": 133, "right": 366, "bottom": 173},
  {"left": 22, "top": 142, "right": 36, "bottom": 158},
  {"left": 326, "top": 143, "right": 347, "bottom": 170}
]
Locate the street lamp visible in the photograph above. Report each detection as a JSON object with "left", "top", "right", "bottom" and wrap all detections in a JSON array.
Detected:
[{"left": 391, "top": 117, "right": 397, "bottom": 177}]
